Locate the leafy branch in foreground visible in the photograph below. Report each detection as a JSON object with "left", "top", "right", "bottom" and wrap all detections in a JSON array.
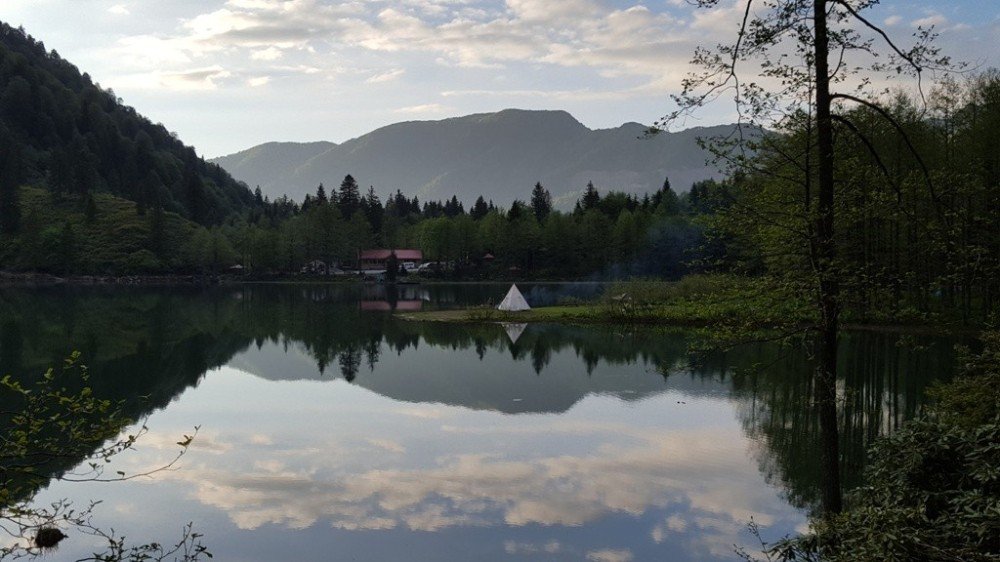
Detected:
[{"left": 0, "top": 352, "right": 208, "bottom": 560}]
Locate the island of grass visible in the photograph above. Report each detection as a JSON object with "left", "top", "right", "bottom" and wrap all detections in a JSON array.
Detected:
[
  {"left": 396, "top": 275, "right": 976, "bottom": 334},
  {"left": 397, "top": 276, "right": 812, "bottom": 328}
]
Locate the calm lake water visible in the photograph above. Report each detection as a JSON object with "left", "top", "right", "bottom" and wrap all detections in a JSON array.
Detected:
[{"left": 0, "top": 284, "right": 957, "bottom": 561}]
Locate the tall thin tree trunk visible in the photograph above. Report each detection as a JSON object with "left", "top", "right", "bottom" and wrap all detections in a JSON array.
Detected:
[{"left": 812, "top": 0, "right": 843, "bottom": 515}]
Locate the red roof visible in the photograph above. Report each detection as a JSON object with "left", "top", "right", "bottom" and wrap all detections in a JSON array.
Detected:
[{"left": 359, "top": 249, "right": 423, "bottom": 260}]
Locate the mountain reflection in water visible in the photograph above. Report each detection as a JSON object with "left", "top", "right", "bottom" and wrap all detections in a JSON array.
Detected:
[{"left": 0, "top": 284, "right": 956, "bottom": 561}]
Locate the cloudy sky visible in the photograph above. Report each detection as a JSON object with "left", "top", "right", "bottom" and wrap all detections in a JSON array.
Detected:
[{"left": 2, "top": 0, "right": 997, "bottom": 157}]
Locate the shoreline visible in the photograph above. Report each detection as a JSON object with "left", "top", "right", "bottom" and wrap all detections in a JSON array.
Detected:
[
  {"left": 395, "top": 306, "right": 980, "bottom": 337},
  {"left": 0, "top": 271, "right": 611, "bottom": 287},
  {"left": 1, "top": 272, "right": 980, "bottom": 336}
]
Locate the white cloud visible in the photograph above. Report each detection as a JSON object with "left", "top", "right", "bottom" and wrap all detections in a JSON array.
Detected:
[
  {"left": 394, "top": 103, "right": 453, "bottom": 114},
  {"left": 366, "top": 68, "right": 405, "bottom": 83},
  {"left": 248, "top": 76, "right": 271, "bottom": 87},
  {"left": 249, "top": 433, "right": 273, "bottom": 445},
  {"left": 111, "top": 66, "right": 234, "bottom": 91},
  {"left": 15, "top": 0, "right": 989, "bottom": 156},
  {"left": 366, "top": 438, "right": 405, "bottom": 453},
  {"left": 441, "top": 86, "right": 652, "bottom": 102},
  {"left": 651, "top": 513, "right": 688, "bottom": 543},
  {"left": 154, "top": 426, "right": 798, "bottom": 537},
  {"left": 912, "top": 13, "right": 947, "bottom": 28},
  {"left": 250, "top": 46, "right": 284, "bottom": 61},
  {"left": 586, "top": 548, "right": 634, "bottom": 562},
  {"left": 105, "top": 0, "right": 699, "bottom": 95},
  {"left": 504, "top": 540, "right": 562, "bottom": 554},
  {"left": 161, "top": 66, "right": 233, "bottom": 90},
  {"left": 667, "top": 514, "right": 687, "bottom": 532}
]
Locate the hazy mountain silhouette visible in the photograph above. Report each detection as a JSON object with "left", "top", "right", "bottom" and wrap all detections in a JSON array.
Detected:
[{"left": 212, "top": 109, "right": 741, "bottom": 206}]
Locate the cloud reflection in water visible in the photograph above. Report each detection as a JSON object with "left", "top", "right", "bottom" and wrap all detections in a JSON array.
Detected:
[{"left": 137, "top": 353, "right": 803, "bottom": 559}]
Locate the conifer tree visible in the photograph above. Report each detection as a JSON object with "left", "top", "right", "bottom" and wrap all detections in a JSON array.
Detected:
[
  {"left": 581, "top": 181, "right": 600, "bottom": 211},
  {"left": 655, "top": 176, "right": 680, "bottom": 216},
  {"left": 0, "top": 125, "right": 22, "bottom": 234},
  {"left": 470, "top": 196, "right": 489, "bottom": 220},
  {"left": 148, "top": 200, "right": 165, "bottom": 257},
  {"left": 530, "top": 182, "right": 552, "bottom": 222},
  {"left": 362, "top": 186, "right": 383, "bottom": 234},
  {"left": 84, "top": 193, "right": 97, "bottom": 224},
  {"left": 338, "top": 174, "right": 361, "bottom": 217}
]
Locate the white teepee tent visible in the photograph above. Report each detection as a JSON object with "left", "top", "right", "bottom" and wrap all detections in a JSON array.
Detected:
[{"left": 497, "top": 284, "right": 531, "bottom": 311}]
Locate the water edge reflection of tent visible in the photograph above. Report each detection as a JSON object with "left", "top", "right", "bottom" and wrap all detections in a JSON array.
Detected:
[
  {"left": 497, "top": 284, "right": 531, "bottom": 311},
  {"left": 502, "top": 322, "right": 527, "bottom": 344}
]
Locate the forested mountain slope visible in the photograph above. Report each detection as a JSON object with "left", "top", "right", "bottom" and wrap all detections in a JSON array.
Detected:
[{"left": 0, "top": 22, "right": 254, "bottom": 227}]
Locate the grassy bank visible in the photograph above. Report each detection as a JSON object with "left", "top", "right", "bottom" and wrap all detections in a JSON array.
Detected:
[
  {"left": 396, "top": 275, "right": 979, "bottom": 334},
  {"left": 398, "top": 275, "right": 812, "bottom": 328}
]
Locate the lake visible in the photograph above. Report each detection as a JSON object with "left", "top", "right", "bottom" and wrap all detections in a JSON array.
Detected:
[{"left": 0, "top": 284, "right": 957, "bottom": 561}]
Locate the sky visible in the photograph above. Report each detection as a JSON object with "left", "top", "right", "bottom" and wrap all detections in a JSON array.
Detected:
[{"left": 1, "top": 0, "right": 997, "bottom": 158}]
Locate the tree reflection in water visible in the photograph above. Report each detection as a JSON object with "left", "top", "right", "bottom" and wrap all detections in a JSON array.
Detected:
[{"left": 0, "top": 284, "right": 958, "bottom": 525}]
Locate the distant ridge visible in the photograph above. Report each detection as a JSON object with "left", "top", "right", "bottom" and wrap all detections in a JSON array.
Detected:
[{"left": 213, "top": 109, "right": 738, "bottom": 206}]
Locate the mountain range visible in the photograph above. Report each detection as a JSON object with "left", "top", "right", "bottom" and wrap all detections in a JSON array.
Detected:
[{"left": 212, "top": 109, "right": 736, "bottom": 207}]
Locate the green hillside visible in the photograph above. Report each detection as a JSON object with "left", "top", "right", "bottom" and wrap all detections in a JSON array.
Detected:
[
  {"left": 0, "top": 21, "right": 255, "bottom": 229},
  {"left": 0, "top": 186, "right": 232, "bottom": 274}
]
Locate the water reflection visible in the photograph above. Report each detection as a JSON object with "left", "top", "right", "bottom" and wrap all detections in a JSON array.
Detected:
[{"left": 0, "top": 285, "right": 958, "bottom": 560}]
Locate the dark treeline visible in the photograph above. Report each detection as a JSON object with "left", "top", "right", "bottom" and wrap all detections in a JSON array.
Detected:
[{"left": 227, "top": 174, "right": 722, "bottom": 279}]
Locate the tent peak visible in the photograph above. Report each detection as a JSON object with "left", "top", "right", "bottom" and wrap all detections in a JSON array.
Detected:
[{"left": 497, "top": 284, "right": 531, "bottom": 312}]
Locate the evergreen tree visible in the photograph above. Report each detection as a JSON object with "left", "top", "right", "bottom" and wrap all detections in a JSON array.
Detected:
[
  {"left": 387, "top": 190, "right": 405, "bottom": 217},
  {"left": 386, "top": 251, "right": 398, "bottom": 283},
  {"left": 362, "top": 186, "right": 383, "bottom": 234},
  {"left": 444, "top": 195, "right": 464, "bottom": 218},
  {"left": 56, "top": 221, "right": 77, "bottom": 271},
  {"left": 137, "top": 170, "right": 163, "bottom": 217},
  {"left": 315, "top": 183, "right": 328, "bottom": 205},
  {"left": 338, "top": 174, "right": 361, "bottom": 217},
  {"left": 184, "top": 169, "right": 206, "bottom": 224},
  {"left": 0, "top": 125, "right": 22, "bottom": 234},
  {"left": 148, "top": 202, "right": 165, "bottom": 258},
  {"left": 69, "top": 136, "right": 97, "bottom": 196},
  {"left": 508, "top": 200, "right": 526, "bottom": 221},
  {"left": 581, "top": 181, "right": 600, "bottom": 211},
  {"left": 530, "top": 182, "right": 552, "bottom": 222},
  {"left": 470, "top": 196, "right": 489, "bottom": 220},
  {"left": 654, "top": 176, "right": 680, "bottom": 215},
  {"left": 84, "top": 193, "right": 97, "bottom": 224},
  {"left": 48, "top": 147, "right": 73, "bottom": 199}
]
